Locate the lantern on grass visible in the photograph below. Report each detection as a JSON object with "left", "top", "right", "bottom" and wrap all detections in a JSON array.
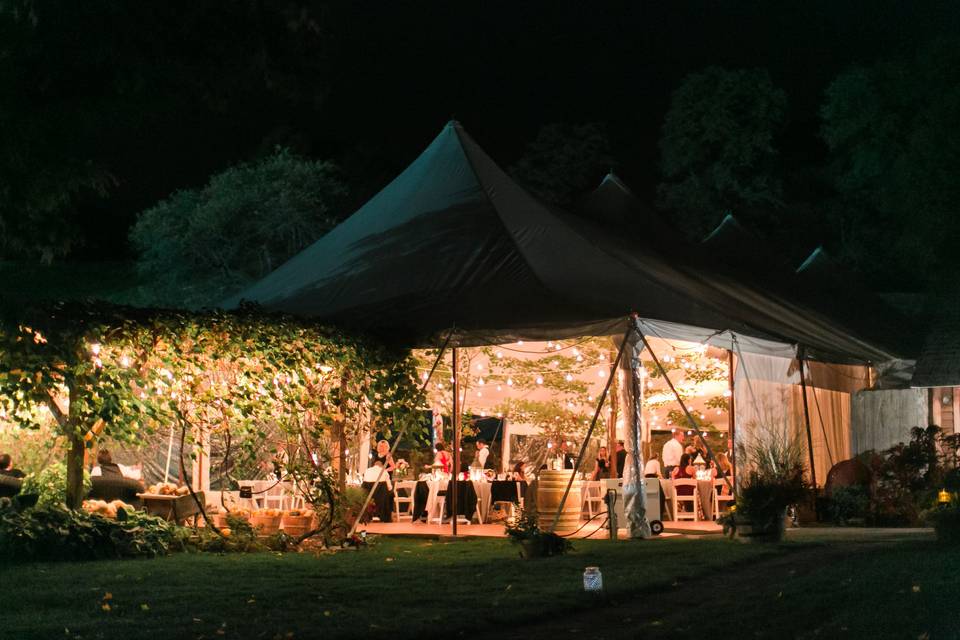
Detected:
[
  {"left": 938, "top": 489, "right": 952, "bottom": 505},
  {"left": 583, "top": 567, "right": 603, "bottom": 592}
]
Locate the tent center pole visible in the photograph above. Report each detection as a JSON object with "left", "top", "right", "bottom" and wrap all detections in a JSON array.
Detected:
[{"left": 451, "top": 347, "right": 460, "bottom": 536}]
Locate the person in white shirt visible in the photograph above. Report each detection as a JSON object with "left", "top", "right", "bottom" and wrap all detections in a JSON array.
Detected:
[
  {"left": 475, "top": 440, "right": 490, "bottom": 469},
  {"left": 362, "top": 460, "right": 393, "bottom": 491},
  {"left": 643, "top": 453, "right": 662, "bottom": 478},
  {"left": 661, "top": 430, "right": 685, "bottom": 476}
]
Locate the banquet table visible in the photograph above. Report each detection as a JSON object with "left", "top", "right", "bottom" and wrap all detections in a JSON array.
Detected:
[
  {"left": 410, "top": 479, "right": 480, "bottom": 522},
  {"left": 659, "top": 478, "right": 716, "bottom": 521}
]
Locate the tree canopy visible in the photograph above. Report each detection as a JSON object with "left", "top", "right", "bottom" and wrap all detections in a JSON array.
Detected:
[
  {"left": 129, "top": 149, "right": 347, "bottom": 308},
  {"left": 657, "top": 67, "right": 787, "bottom": 239},
  {"left": 821, "top": 39, "right": 960, "bottom": 288}
]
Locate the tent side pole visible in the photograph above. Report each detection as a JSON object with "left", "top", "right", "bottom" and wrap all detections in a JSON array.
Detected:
[
  {"left": 348, "top": 332, "right": 452, "bottom": 539},
  {"left": 451, "top": 347, "right": 460, "bottom": 537},
  {"left": 635, "top": 320, "right": 732, "bottom": 494},
  {"left": 549, "top": 323, "right": 633, "bottom": 533},
  {"left": 727, "top": 349, "right": 736, "bottom": 494},
  {"left": 798, "top": 347, "right": 818, "bottom": 488}
]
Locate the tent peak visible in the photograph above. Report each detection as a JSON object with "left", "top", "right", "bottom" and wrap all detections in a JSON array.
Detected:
[
  {"left": 796, "top": 246, "right": 831, "bottom": 273},
  {"left": 599, "top": 171, "right": 633, "bottom": 195}
]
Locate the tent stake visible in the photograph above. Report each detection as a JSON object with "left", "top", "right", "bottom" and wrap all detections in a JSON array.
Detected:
[
  {"left": 634, "top": 318, "right": 733, "bottom": 495},
  {"left": 798, "top": 346, "right": 818, "bottom": 488},
  {"left": 549, "top": 322, "right": 633, "bottom": 533}
]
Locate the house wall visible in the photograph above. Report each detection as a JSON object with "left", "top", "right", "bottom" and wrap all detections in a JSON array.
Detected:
[
  {"left": 850, "top": 388, "right": 928, "bottom": 455},
  {"left": 929, "top": 386, "right": 960, "bottom": 435}
]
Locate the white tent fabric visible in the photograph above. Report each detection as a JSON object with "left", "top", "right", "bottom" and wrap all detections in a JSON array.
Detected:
[{"left": 733, "top": 351, "right": 866, "bottom": 485}]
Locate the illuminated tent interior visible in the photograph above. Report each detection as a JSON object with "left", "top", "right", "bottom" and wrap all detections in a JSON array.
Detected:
[{"left": 230, "top": 122, "right": 903, "bottom": 533}]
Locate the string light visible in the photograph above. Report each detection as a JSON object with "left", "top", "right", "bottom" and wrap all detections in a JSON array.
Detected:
[
  {"left": 597, "top": 370, "right": 605, "bottom": 377},
  {"left": 478, "top": 377, "right": 485, "bottom": 385},
  {"left": 536, "top": 376, "right": 543, "bottom": 385},
  {"left": 476, "top": 364, "right": 483, "bottom": 371},
  {"left": 565, "top": 373, "right": 573, "bottom": 382},
  {"left": 506, "top": 378, "right": 513, "bottom": 387}
]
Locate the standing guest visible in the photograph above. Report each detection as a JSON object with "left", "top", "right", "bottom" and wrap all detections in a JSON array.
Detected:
[
  {"left": 433, "top": 442, "right": 452, "bottom": 474},
  {"left": 661, "top": 430, "right": 685, "bottom": 476},
  {"left": 590, "top": 446, "right": 610, "bottom": 480},
  {"left": 474, "top": 439, "right": 490, "bottom": 469},
  {"left": 643, "top": 452, "right": 662, "bottom": 478},
  {"left": 374, "top": 440, "right": 396, "bottom": 476},
  {"left": 558, "top": 441, "right": 576, "bottom": 470},
  {"left": 0, "top": 453, "right": 25, "bottom": 478},
  {"left": 615, "top": 440, "right": 627, "bottom": 478}
]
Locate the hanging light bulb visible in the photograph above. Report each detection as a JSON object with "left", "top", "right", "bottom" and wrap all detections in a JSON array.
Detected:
[
  {"left": 565, "top": 373, "right": 573, "bottom": 382},
  {"left": 437, "top": 382, "right": 444, "bottom": 390},
  {"left": 517, "top": 340, "right": 524, "bottom": 346},
  {"left": 478, "top": 377, "right": 485, "bottom": 385},
  {"left": 576, "top": 354, "right": 583, "bottom": 362},
  {"left": 554, "top": 344, "right": 561, "bottom": 351},
  {"left": 506, "top": 378, "right": 514, "bottom": 387},
  {"left": 496, "top": 351, "right": 503, "bottom": 359},
  {"left": 598, "top": 353, "right": 605, "bottom": 361},
  {"left": 547, "top": 341, "right": 554, "bottom": 348},
  {"left": 551, "top": 360, "right": 559, "bottom": 367},
  {"left": 587, "top": 394, "right": 594, "bottom": 401},
  {"left": 496, "top": 385, "right": 502, "bottom": 391},
  {"left": 476, "top": 363, "right": 483, "bottom": 371},
  {"left": 573, "top": 348, "right": 580, "bottom": 357},
  {"left": 597, "top": 370, "right": 605, "bottom": 378},
  {"left": 536, "top": 376, "right": 544, "bottom": 385},
  {"left": 476, "top": 390, "right": 482, "bottom": 397},
  {"left": 421, "top": 372, "right": 429, "bottom": 381}
]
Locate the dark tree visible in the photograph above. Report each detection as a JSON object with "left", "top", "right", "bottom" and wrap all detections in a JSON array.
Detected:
[
  {"left": 130, "top": 149, "right": 346, "bottom": 308},
  {"left": 509, "top": 123, "right": 614, "bottom": 205},
  {"left": 657, "top": 67, "right": 787, "bottom": 239},
  {"left": 821, "top": 39, "right": 960, "bottom": 288}
]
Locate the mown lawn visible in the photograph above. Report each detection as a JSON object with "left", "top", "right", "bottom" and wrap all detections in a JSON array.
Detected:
[
  {"left": 3, "top": 536, "right": 775, "bottom": 640},
  {"left": 2, "top": 533, "right": 954, "bottom": 640}
]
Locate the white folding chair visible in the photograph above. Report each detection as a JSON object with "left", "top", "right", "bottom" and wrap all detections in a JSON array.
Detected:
[
  {"left": 394, "top": 481, "right": 415, "bottom": 521},
  {"left": 659, "top": 479, "right": 677, "bottom": 521},
  {"left": 714, "top": 479, "right": 735, "bottom": 517},
  {"left": 672, "top": 479, "right": 699, "bottom": 521},
  {"left": 582, "top": 481, "right": 604, "bottom": 520},
  {"left": 262, "top": 482, "right": 287, "bottom": 510}
]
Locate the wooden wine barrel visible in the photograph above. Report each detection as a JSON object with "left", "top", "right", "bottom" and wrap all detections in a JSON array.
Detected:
[
  {"left": 281, "top": 514, "right": 316, "bottom": 538},
  {"left": 537, "top": 470, "right": 582, "bottom": 532}
]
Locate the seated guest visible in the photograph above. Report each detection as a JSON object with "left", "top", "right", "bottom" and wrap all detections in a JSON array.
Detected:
[
  {"left": 363, "top": 460, "right": 393, "bottom": 491},
  {"left": 93, "top": 449, "right": 124, "bottom": 478},
  {"left": 0, "top": 453, "right": 25, "bottom": 478},
  {"left": 374, "top": 440, "right": 396, "bottom": 476},
  {"left": 671, "top": 452, "right": 696, "bottom": 494},
  {"left": 590, "top": 446, "right": 610, "bottom": 480},
  {"left": 643, "top": 453, "right": 662, "bottom": 478},
  {"left": 433, "top": 442, "right": 452, "bottom": 474},
  {"left": 512, "top": 461, "right": 527, "bottom": 482}
]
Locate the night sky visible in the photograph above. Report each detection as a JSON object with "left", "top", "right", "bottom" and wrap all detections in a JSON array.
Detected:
[{"left": 8, "top": 1, "right": 960, "bottom": 262}]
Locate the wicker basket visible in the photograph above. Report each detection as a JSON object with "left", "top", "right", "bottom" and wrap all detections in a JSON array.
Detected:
[{"left": 250, "top": 514, "right": 282, "bottom": 535}]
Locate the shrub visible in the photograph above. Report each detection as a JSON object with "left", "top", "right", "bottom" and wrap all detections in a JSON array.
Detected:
[
  {"left": 0, "top": 501, "right": 186, "bottom": 561},
  {"left": 21, "top": 463, "right": 91, "bottom": 508},
  {"left": 504, "top": 508, "right": 571, "bottom": 559},
  {"left": 826, "top": 485, "right": 869, "bottom": 525}
]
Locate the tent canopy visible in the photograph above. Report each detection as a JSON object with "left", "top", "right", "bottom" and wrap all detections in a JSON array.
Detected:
[{"left": 229, "top": 122, "right": 897, "bottom": 364}]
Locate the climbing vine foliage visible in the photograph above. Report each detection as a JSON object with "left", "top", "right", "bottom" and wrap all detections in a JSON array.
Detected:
[{"left": 0, "top": 302, "right": 423, "bottom": 507}]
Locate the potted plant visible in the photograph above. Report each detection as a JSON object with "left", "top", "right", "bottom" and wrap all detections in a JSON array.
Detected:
[
  {"left": 504, "top": 507, "right": 571, "bottom": 559},
  {"left": 723, "top": 421, "right": 808, "bottom": 543}
]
